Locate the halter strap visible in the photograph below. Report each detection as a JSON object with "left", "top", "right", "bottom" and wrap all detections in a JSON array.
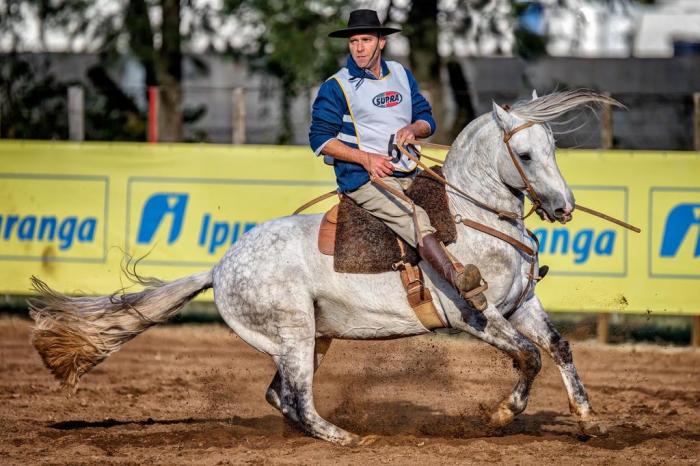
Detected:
[{"left": 502, "top": 121, "right": 543, "bottom": 216}]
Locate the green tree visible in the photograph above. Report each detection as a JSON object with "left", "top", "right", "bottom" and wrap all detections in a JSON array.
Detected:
[
  {"left": 0, "top": 0, "right": 214, "bottom": 142},
  {"left": 0, "top": 54, "right": 69, "bottom": 139},
  {"left": 222, "top": 0, "right": 347, "bottom": 144}
]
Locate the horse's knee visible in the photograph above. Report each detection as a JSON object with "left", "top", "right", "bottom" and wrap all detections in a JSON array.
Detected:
[
  {"left": 515, "top": 340, "right": 541, "bottom": 377},
  {"left": 553, "top": 337, "right": 574, "bottom": 365}
]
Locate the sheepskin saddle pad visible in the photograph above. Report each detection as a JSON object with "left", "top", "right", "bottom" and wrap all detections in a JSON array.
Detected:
[{"left": 319, "top": 167, "right": 457, "bottom": 274}]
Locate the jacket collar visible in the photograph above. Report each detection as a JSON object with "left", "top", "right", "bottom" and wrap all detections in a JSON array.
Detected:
[{"left": 346, "top": 55, "right": 389, "bottom": 79}]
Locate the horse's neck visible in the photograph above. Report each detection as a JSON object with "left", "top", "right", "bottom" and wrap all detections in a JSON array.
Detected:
[{"left": 442, "top": 120, "right": 525, "bottom": 239}]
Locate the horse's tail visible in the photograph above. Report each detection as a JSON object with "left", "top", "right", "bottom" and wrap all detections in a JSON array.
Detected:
[{"left": 28, "top": 269, "right": 213, "bottom": 392}]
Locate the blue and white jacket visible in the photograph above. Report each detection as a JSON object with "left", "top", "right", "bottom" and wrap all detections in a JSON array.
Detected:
[{"left": 309, "top": 56, "right": 436, "bottom": 192}]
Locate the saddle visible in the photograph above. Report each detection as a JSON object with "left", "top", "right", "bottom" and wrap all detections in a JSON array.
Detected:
[
  {"left": 319, "top": 167, "right": 457, "bottom": 273},
  {"left": 317, "top": 167, "right": 456, "bottom": 330}
]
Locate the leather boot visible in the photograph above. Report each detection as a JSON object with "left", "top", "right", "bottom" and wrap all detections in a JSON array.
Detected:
[{"left": 418, "top": 233, "right": 488, "bottom": 311}]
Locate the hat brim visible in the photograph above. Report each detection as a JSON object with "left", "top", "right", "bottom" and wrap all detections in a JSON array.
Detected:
[{"left": 328, "top": 26, "right": 401, "bottom": 38}]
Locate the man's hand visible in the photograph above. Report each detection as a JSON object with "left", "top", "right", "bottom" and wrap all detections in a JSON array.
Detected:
[
  {"left": 395, "top": 125, "right": 417, "bottom": 149},
  {"left": 362, "top": 152, "right": 394, "bottom": 178},
  {"left": 395, "top": 121, "right": 431, "bottom": 148}
]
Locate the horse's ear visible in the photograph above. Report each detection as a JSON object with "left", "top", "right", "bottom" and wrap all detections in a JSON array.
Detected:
[
  {"left": 492, "top": 102, "right": 514, "bottom": 132},
  {"left": 532, "top": 89, "right": 538, "bottom": 100}
]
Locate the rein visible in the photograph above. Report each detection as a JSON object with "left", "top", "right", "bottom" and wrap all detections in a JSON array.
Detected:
[
  {"left": 396, "top": 129, "right": 542, "bottom": 317},
  {"left": 292, "top": 117, "right": 640, "bottom": 318}
]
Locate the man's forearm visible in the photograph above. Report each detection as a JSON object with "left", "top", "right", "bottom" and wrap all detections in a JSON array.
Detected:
[
  {"left": 411, "top": 120, "right": 432, "bottom": 139},
  {"left": 320, "top": 139, "right": 369, "bottom": 167}
]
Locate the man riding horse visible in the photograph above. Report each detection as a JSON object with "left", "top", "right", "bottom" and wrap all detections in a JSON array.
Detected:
[{"left": 309, "top": 9, "right": 487, "bottom": 311}]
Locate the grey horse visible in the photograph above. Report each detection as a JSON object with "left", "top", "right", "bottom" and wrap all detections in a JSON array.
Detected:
[{"left": 30, "top": 89, "right": 616, "bottom": 445}]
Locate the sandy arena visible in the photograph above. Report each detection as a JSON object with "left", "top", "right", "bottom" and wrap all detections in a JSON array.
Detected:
[{"left": 1, "top": 317, "right": 698, "bottom": 465}]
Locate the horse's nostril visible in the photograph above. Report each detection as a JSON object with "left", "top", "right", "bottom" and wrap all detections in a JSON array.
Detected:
[{"left": 554, "top": 208, "right": 565, "bottom": 218}]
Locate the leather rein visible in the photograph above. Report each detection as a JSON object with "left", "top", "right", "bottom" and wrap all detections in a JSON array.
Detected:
[
  {"left": 396, "top": 121, "right": 542, "bottom": 318},
  {"left": 293, "top": 117, "right": 641, "bottom": 319}
]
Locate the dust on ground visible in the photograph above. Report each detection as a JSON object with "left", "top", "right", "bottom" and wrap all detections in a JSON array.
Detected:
[{"left": 1, "top": 317, "right": 699, "bottom": 465}]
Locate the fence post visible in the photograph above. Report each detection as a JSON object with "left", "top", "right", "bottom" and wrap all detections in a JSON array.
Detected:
[
  {"left": 232, "top": 87, "right": 246, "bottom": 144},
  {"left": 68, "top": 85, "right": 85, "bottom": 142},
  {"left": 148, "top": 86, "right": 159, "bottom": 143},
  {"left": 694, "top": 92, "right": 700, "bottom": 152},
  {"left": 692, "top": 316, "right": 700, "bottom": 347},
  {"left": 597, "top": 313, "right": 610, "bottom": 344},
  {"left": 601, "top": 92, "right": 613, "bottom": 150}
]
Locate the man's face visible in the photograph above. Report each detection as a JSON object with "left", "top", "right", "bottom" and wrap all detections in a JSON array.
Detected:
[{"left": 348, "top": 33, "right": 385, "bottom": 69}]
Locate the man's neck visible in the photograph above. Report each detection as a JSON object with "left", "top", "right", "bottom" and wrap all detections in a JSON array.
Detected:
[{"left": 368, "top": 57, "right": 382, "bottom": 78}]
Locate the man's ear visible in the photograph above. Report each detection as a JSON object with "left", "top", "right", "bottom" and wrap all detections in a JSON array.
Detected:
[
  {"left": 379, "top": 36, "right": 386, "bottom": 50},
  {"left": 492, "top": 102, "right": 515, "bottom": 132}
]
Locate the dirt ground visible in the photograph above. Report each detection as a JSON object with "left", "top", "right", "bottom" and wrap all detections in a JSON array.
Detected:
[{"left": 1, "top": 317, "right": 699, "bottom": 465}]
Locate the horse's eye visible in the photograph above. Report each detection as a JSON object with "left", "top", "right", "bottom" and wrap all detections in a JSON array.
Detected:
[{"left": 519, "top": 152, "right": 531, "bottom": 161}]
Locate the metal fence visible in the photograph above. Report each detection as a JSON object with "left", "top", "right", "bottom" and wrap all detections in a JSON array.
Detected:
[{"left": 2, "top": 83, "right": 700, "bottom": 150}]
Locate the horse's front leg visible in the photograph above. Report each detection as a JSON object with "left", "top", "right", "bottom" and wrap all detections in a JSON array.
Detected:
[
  {"left": 451, "top": 303, "right": 542, "bottom": 428},
  {"left": 509, "top": 296, "right": 607, "bottom": 437}
]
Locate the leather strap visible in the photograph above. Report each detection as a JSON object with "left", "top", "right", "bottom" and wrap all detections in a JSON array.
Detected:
[
  {"left": 456, "top": 216, "right": 535, "bottom": 257},
  {"left": 503, "top": 229, "right": 541, "bottom": 320},
  {"left": 398, "top": 261, "right": 447, "bottom": 330},
  {"left": 294, "top": 190, "right": 338, "bottom": 215},
  {"left": 575, "top": 203, "right": 641, "bottom": 233},
  {"left": 502, "top": 121, "right": 542, "bottom": 217},
  {"left": 455, "top": 215, "right": 540, "bottom": 320},
  {"left": 396, "top": 144, "right": 520, "bottom": 220}
]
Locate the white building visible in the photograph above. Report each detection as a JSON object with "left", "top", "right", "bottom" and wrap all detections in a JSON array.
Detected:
[{"left": 541, "top": 0, "right": 700, "bottom": 57}]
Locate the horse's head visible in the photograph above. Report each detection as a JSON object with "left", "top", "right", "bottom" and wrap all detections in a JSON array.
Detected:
[{"left": 490, "top": 90, "right": 622, "bottom": 224}]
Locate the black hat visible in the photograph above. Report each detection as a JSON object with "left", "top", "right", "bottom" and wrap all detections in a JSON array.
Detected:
[{"left": 328, "top": 9, "right": 401, "bottom": 38}]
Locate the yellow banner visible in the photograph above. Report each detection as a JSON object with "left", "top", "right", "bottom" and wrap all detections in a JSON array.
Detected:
[{"left": 1, "top": 141, "right": 698, "bottom": 315}]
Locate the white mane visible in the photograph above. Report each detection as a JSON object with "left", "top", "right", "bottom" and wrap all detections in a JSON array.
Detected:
[{"left": 509, "top": 89, "right": 623, "bottom": 123}]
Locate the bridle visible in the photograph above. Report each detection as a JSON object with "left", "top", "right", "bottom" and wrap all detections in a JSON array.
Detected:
[
  {"left": 293, "top": 110, "right": 640, "bottom": 318},
  {"left": 501, "top": 120, "right": 542, "bottom": 219},
  {"left": 395, "top": 119, "right": 544, "bottom": 317}
]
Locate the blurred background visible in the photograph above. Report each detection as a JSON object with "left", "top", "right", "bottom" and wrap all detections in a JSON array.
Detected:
[
  {"left": 1, "top": 0, "right": 699, "bottom": 149},
  {"left": 1, "top": 0, "right": 699, "bottom": 345}
]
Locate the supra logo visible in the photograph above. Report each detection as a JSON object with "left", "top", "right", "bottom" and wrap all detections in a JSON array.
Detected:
[
  {"left": 372, "top": 91, "right": 402, "bottom": 108},
  {"left": 136, "top": 193, "right": 188, "bottom": 244},
  {"left": 660, "top": 203, "right": 700, "bottom": 257}
]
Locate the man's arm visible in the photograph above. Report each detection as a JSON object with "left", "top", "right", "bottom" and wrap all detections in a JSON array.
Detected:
[
  {"left": 309, "top": 78, "right": 393, "bottom": 178},
  {"left": 395, "top": 120, "right": 432, "bottom": 147},
  {"left": 321, "top": 139, "right": 394, "bottom": 178}
]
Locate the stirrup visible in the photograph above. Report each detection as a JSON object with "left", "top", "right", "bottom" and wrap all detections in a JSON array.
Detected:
[
  {"left": 460, "top": 278, "right": 488, "bottom": 311},
  {"left": 460, "top": 278, "right": 488, "bottom": 299}
]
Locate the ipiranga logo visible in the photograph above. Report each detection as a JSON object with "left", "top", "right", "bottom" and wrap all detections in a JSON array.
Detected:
[
  {"left": 0, "top": 175, "right": 106, "bottom": 262},
  {"left": 134, "top": 192, "right": 257, "bottom": 257},
  {"left": 0, "top": 214, "right": 97, "bottom": 250},
  {"left": 127, "top": 179, "right": 336, "bottom": 266},
  {"left": 532, "top": 227, "right": 616, "bottom": 265},
  {"left": 650, "top": 190, "right": 700, "bottom": 278},
  {"left": 660, "top": 203, "right": 700, "bottom": 257},
  {"left": 528, "top": 187, "right": 627, "bottom": 276}
]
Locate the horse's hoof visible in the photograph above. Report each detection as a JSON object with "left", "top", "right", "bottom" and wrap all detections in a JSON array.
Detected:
[
  {"left": 578, "top": 419, "right": 609, "bottom": 437},
  {"left": 343, "top": 434, "right": 378, "bottom": 446},
  {"left": 265, "top": 388, "right": 282, "bottom": 412},
  {"left": 357, "top": 434, "right": 380, "bottom": 446},
  {"left": 489, "top": 405, "right": 515, "bottom": 428}
]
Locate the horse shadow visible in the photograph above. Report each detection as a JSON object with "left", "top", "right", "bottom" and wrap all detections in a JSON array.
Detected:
[{"left": 47, "top": 403, "right": 700, "bottom": 450}]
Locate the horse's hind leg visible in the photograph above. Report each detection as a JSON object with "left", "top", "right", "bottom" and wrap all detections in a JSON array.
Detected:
[
  {"left": 454, "top": 305, "right": 542, "bottom": 428},
  {"left": 272, "top": 335, "right": 360, "bottom": 444},
  {"left": 510, "top": 297, "right": 607, "bottom": 437},
  {"left": 265, "top": 337, "right": 332, "bottom": 416}
]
